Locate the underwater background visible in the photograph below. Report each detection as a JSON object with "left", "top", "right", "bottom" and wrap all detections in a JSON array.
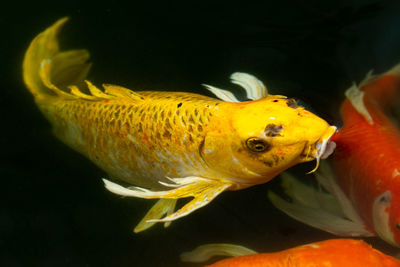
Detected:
[{"left": 2, "top": 0, "right": 400, "bottom": 266}]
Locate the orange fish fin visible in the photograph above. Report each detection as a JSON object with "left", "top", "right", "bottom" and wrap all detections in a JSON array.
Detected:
[
  {"left": 180, "top": 243, "right": 257, "bottom": 263},
  {"left": 134, "top": 199, "right": 177, "bottom": 233}
]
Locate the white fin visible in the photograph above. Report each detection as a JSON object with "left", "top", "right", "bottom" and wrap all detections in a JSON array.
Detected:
[
  {"left": 102, "top": 176, "right": 231, "bottom": 222},
  {"left": 345, "top": 83, "right": 374, "bottom": 124},
  {"left": 230, "top": 72, "right": 268, "bottom": 100},
  {"left": 358, "top": 69, "right": 375, "bottom": 88},
  {"left": 372, "top": 191, "right": 397, "bottom": 246},
  {"left": 202, "top": 84, "right": 240, "bottom": 102},
  {"left": 314, "top": 161, "right": 365, "bottom": 225},
  {"left": 280, "top": 172, "right": 344, "bottom": 217},
  {"left": 180, "top": 243, "right": 257, "bottom": 263},
  {"left": 268, "top": 191, "right": 373, "bottom": 236},
  {"left": 134, "top": 199, "right": 177, "bottom": 233},
  {"left": 268, "top": 162, "right": 374, "bottom": 237},
  {"left": 203, "top": 72, "right": 268, "bottom": 102}
]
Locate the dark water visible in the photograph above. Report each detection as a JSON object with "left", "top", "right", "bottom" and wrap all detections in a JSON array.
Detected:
[{"left": 3, "top": 1, "right": 400, "bottom": 266}]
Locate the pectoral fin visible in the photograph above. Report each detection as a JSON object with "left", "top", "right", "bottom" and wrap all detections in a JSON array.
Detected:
[
  {"left": 268, "top": 162, "right": 374, "bottom": 237},
  {"left": 134, "top": 199, "right": 177, "bottom": 233},
  {"left": 150, "top": 181, "right": 231, "bottom": 222},
  {"left": 103, "top": 176, "right": 232, "bottom": 222},
  {"left": 268, "top": 190, "right": 372, "bottom": 236},
  {"left": 345, "top": 83, "right": 373, "bottom": 124}
]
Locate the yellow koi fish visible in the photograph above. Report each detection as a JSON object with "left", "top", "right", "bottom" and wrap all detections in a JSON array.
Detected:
[{"left": 23, "top": 18, "right": 336, "bottom": 232}]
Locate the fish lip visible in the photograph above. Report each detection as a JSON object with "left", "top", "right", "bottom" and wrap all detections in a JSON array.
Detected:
[
  {"left": 300, "top": 127, "right": 336, "bottom": 160},
  {"left": 313, "top": 126, "right": 337, "bottom": 159},
  {"left": 305, "top": 126, "right": 337, "bottom": 174}
]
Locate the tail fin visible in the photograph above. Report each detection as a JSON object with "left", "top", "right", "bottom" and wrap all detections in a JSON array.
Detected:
[{"left": 23, "top": 17, "right": 91, "bottom": 101}]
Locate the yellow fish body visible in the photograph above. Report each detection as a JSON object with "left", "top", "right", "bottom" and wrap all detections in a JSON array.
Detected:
[{"left": 23, "top": 18, "right": 336, "bottom": 232}]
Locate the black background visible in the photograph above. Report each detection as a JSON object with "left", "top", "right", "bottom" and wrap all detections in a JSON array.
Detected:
[{"left": 2, "top": 1, "right": 400, "bottom": 266}]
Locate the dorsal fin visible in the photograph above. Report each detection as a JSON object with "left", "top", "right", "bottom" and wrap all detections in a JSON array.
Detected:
[
  {"left": 102, "top": 84, "right": 145, "bottom": 101},
  {"left": 68, "top": 85, "right": 98, "bottom": 100},
  {"left": 85, "top": 80, "right": 112, "bottom": 99},
  {"left": 230, "top": 72, "right": 268, "bottom": 100},
  {"left": 345, "top": 83, "right": 374, "bottom": 124},
  {"left": 202, "top": 84, "right": 240, "bottom": 102},
  {"left": 203, "top": 72, "right": 268, "bottom": 102}
]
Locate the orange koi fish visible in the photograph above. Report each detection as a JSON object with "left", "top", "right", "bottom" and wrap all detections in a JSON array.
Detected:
[
  {"left": 269, "top": 64, "right": 400, "bottom": 246},
  {"left": 23, "top": 18, "right": 336, "bottom": 232},
  {"left": 181, "top": 239, "right": 400, "bottom": 267}
]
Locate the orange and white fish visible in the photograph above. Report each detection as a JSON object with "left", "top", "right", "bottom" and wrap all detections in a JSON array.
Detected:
[
  {"left": 23, "top": 17, "right": 336, "bottom": 232},
  {"left": 269, "top": 64, "right": 400, "bottom": 246},
  {"left": 181, "top": 239, "right": 400, "bottom": 267}
]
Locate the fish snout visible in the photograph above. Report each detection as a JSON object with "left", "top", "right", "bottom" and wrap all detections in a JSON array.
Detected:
[{"left": 305, "top": 125, "right": 337, "bottom": 173}]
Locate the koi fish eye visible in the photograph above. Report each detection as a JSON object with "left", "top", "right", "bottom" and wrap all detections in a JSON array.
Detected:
[
  {"left": 246, "top": 138, "right": 271, "bottom": 152},
  {"left": 395, "top": 223, "right": 400, "bottom": 231}
]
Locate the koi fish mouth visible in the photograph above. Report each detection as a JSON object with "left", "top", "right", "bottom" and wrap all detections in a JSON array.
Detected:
[{"left": 307, "top": 126, "right": 337, "bottom": 174}]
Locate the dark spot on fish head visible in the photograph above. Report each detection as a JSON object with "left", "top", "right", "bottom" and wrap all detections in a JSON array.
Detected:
[
  {"left": 272, "top": 154, "right": 280, "bottom": 165},
  {"left": 177, "top": 103, "right": 182, "bottom": 108},
  {"left": 262, "top": 160, "right": 273, "bottom": 167},
  {"left": 395, "top": 223, "right": 400, "bottom": 231},
  {"left": 286, "top": 98, "right": 298, "bottom": 109},
  {"left": 264, "top": 124, "right": 283, "bottom": 137},
  {"left": 272, "top": 100, "right": 278, "bottom": 103}
]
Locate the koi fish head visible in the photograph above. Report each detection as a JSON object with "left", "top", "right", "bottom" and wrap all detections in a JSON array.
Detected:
[
  {"left": 373, "top": 190, "right": 400, "bottom": 247},
  {"left": 201, "top": 96, "right": 336, "bottom": 187}
]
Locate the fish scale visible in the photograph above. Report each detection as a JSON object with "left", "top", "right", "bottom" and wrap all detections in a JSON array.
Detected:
[
  {"left": 23, "top": 17, "right": 336, "bottom": 230},
  {"left": 45, "top": 94, "right": 221, "bottom": 189}
]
